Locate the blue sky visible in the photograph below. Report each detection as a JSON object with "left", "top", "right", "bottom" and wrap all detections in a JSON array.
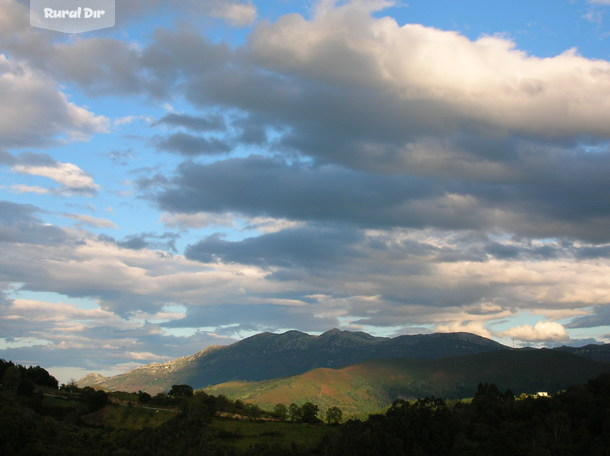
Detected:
[{"left": 2, "top": 0, "right": 610, "bottom": 383}]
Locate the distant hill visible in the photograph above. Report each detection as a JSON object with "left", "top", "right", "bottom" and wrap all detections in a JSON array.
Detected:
[
  {"left": 204, "top": 349, "right": 610, "bottom": 414},
  {"left": 78, "top": 329, "right": 507, "bottom": 394},
  {"left": 554, "top": 343, "right": 610, "bottom": 364}
]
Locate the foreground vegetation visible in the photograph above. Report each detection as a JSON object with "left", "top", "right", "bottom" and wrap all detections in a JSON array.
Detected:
[{"left": 2, "top": 359, "right": 610, "bottom": 455}]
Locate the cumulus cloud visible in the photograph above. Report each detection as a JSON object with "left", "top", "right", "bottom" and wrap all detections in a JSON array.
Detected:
[
  {"left": 0, "top": 54, "right": 108, "bottom": 147},
  {"left": 499, "top": 321, "right": 570, "bottom": 343},
  {"left": 250, "top": 2, "right": 610, "bottom": 140}
]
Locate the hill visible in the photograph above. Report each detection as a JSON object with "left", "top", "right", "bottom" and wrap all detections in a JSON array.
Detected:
[
  {"left": 78, "top": 329, "right": 507, "bottom": 393},
  {"left": 203, "top": 348, "right": 610, "bottom": 414},
  {"left": 554, "top": 343, "right": 610, "bottom": 363}
]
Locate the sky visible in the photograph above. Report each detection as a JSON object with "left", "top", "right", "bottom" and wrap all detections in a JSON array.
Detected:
[{"left": 2, "top": 0, "right": 610, "bottom": 384}]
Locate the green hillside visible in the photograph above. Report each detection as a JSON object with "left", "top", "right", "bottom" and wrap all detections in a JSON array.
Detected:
[{"left": 204, "top": 348, "right": 610, "bottom": 414}]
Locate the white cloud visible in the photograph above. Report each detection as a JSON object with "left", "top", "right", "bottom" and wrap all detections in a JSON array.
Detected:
[
  {"left": 250, "top": 1, "right": 610, "bottom": 139},
  {"left": 159, "top": 212, "right": 236, "bottom": 229},
  {"left": 244, "top": 217, "right": 304, "bottom": 234},
  {"left": 10, "top": 185, "right": 49, "bottom": 194},
  {"left": 13, "top": 162, "right": 99, "bottom": 196},
  {"left": 0, "top": 54, "right": 108, "bottom": 147},
  {"left": 210, "top": 1, "right": 257, "bottom": 26},
  {"left": 64, "top": 214, "right": 118, "bottom": 229},
  {"left": 499, "top": 321, "right": 569, "bottom": 342}
]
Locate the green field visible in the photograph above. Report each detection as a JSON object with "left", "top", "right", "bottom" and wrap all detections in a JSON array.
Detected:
[
  {"left": 211, "top": 418, "right": 337, "bottom": 452},
  {"left": 81, "top": 404, "right": 177, "bottom": 429}
]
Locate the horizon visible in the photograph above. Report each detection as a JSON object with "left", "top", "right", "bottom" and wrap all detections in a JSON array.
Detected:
[{"left": 2, "top": 0, "right": 610, "bottom": 385}]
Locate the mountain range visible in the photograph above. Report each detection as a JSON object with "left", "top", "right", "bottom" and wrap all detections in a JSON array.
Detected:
[
  {"left": 79, "top": 329, "right": 610, "bottom": 410},
  {"left": 78, "top": 329, "right": 507, "bottom": 394}
]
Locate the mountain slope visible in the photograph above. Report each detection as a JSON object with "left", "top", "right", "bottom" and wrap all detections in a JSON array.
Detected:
[
  {"left": 555, "top": 343, "right": 610, "bottom": 364},
  {"left": 204, "top": 349, "right": 610, "bottom": 414},
  {"left": 78, "top": 329, "right": 507, "bottom": 393}
]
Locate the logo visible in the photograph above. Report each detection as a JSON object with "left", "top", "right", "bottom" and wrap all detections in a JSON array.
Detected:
[{"left": 30, "top": 0, "right": 115, "bottom": 33}]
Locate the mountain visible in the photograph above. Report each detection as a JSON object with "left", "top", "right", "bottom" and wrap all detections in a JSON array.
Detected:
[
  {"left": 554, "top": 343, "right": 610, "bottom": 364},
  {"left": 78, "top": 329, "right": 507, "bottom": 394},
  {"left": 204, "top": 349, "right": 610, "bottom": 414}
]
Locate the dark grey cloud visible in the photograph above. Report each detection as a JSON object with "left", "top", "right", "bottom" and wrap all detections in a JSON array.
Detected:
[
  {"left": 154, "top": 132, "right": 232, "bottom": 156},
  {"left": 574, "top": 245, "right": 610, "bottom": 259},
  {"left": 567, "top": 307, "right": 610, "bottom": 329},
  {"left": 186, "top": 224, "right": 363, "bottom": 269},
  {"left": 155, "top": 151, "right": 610, "bottom": 242},
  {"left": 233, "top": 116, "right": 268, "bottom": 145},
  {"left": 154, "top": 113, "right": 226, "bottom": 132},
  {"left": 156, "top": 155, "right": 453, "bottom": 229}
]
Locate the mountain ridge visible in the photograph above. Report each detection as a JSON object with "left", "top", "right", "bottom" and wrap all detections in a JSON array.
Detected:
[{"left": 78, "top": 329, "right": 507, "bottom": 393}]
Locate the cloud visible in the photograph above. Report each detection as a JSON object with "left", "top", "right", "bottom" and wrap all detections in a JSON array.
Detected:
[
  {"left": 250, "top": 2, "right": 610, "bottom": 141},
  {"left": 499, "top": 321, "right": 570, "bottom": 342},
  {"left": 154, "top": 113, "right": 226, "bottom": 132},
  {"left": 155, "top": 151, "right": 610, "bottom": 242},
  {"left": 567, "top": 306, "right": 610, "bottom": 329},
  {"left": 0, "top": 54, "right": 108, "bottom": 147},
  {"left": 3, "top": 0, "right": 610, "bottom": 373},
  {"left": 153, "top": 132, "right": 232, "bottom": 156},
  {"left": 208, "top": 1, "right": 257, "bottom": 26},
  {"left": 0, "top": 293, "right": 236, "bottom": 374},
  {"left": 0, "top": 201, "right": 69, "bottom": 245},
  {"left": 12, "top": 161, "right": 99, "bottom": 196},
  {"left": 159, "top": 212, "right": 236, "bottom": 229},
  {"left": 186, "top": 224, "right": 364, "bottom": 269},
  {"left": 163, "top": 303, "right": 338, "bottom": 335},
  {"left": 113, "top": 0, "right": 257, "bottom": 27},
  {"left": 155, "top": 156, "right": 444, "bottom": 228},
  {"left": 64, "top": 214, "right": 118, "bottom": 229}
]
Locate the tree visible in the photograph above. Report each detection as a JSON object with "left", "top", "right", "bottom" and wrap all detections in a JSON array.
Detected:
[
  {"left": 274, "top": 403, "right": 288, "bottom": 421},
  {"left": 168, "top": 384, "right": 194, "bottom": 399},
  {"left": 2, "top": 365, "right": 21, "bottom": 390},
  {"left": 326, "top": 406, "right": 343, "bottom": 425},
  {"left": 288, "top": 403, "right": 302, "bottom": 422},
  {"left": 81, "top": 386, "right": 108, "bottom": 412},
  {"left": 301, "top": 401, "right": 320, "bottom": 424},
  {"left": 137, "top": 390, "right": 152, "bottom": 403},
  {"left": 25, "top": 365, "right": 59, "bottom": 389}
]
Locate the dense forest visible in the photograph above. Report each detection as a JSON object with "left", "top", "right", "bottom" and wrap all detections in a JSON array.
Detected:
[{"left": 2, "top": 358, "right": 610, "bottom": 455}]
